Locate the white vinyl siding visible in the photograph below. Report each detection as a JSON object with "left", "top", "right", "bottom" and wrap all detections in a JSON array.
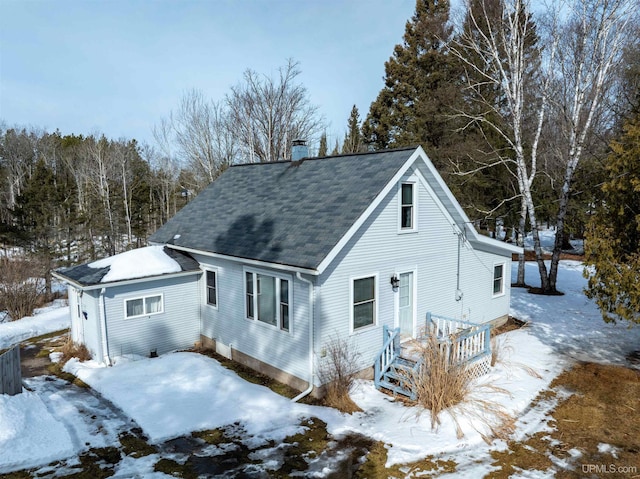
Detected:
[
  {"left": 316, "top": 164, "right": 512, "bottom": 375},
  {"left": 103, "top": 275, "right": 201, "bottom": 358},
  {"left": 198, "top": 255, "right": 311, "bottom": 383}
]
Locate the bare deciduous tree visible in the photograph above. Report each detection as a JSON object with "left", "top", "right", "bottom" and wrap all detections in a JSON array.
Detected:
[
  {"left": 226, "top": 59, "right": 324, "bottom": 163},
  {"left": 451, "top": 0, "right": 558, "bottom": 288},
  {"left": 452, "top": 0, "right": 635, "bottom": 293},
  {"left": 544, "top": 0, "right": 636, "bottom": 293},
  {"left": 0, "top": 256, "right": 46, "bottom": 321}
]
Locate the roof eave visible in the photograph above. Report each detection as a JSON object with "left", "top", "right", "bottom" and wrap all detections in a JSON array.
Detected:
[
  {"left": 52, "top": 269, "right": 202, "bottom": 291},
  {"left": 164, "top": 244, "right": 320, "bottom": 275},
  {"left": 470, "top": 235, "right": 523, "bottom": 256}
]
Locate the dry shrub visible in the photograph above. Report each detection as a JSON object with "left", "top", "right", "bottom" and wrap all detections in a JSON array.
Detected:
[
  {"left": 411, "top": 333, "right": 515, "bottom": 441},
  {"left": 490, "top": 334, "right": 514, "bottom": 367},
  {"left": 0, "top": 255, "right": 46, "bottom": 321},
  {"left": 317, "top": 336, "right": 362, "bottom": 413},
  {"left": 411, "top": 334, "right": 472, "bottom": 429},
  {"left": 60, "top": 336, "right": 92, "bottom": 364}
]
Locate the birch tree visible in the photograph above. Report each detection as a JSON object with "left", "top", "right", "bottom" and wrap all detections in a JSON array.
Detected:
[
  {"left": 451, "top": 0, "right": 558, "bottom": 288},
  {"left": 545, "top": 0, "right": 636, "bottom": 293}
]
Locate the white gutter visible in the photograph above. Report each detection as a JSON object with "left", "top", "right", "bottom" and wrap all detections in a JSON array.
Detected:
[
  {"left": 51, "top": 269, "right": 201, "bottom": 291},
  {"left": 98, "top": 288, "right": 112, "bottom": 366},
  {"left": 292, "top": 272, "right": 315, "bottom": 402},
  {"left": 157, "top": 243, "right": 319, "bottom": 276}
]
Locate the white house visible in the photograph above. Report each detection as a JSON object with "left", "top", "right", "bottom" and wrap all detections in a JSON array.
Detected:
[{"left": 53, "top": 146, "right": 521, "bottom": 397}]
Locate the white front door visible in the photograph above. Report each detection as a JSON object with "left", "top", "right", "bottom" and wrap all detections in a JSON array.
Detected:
[{"left": 397, "top": 271, "right": 415, "bottom": 338}]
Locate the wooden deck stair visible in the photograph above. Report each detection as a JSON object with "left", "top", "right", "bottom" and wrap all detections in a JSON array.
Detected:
[
  {"left": 377, "top": 355, "right": 420, "bottom": 399},
  {"left": 374, "top": 313, "right": 492, "bottom": 400}
]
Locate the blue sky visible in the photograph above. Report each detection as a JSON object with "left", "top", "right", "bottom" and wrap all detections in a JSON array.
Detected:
[{"left": 0, "top": 0, "right": 416, "bottom": 147}]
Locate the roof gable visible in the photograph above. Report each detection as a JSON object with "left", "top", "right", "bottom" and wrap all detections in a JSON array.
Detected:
[
  {"left": 150, "top": 146, "right": 521, "bottom": 272},
  {"left": 149, "top": 147, "right": 417, "bottom": 270}
]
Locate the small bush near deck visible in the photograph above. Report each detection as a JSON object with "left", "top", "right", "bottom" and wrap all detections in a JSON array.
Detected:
[
  {"left": 410, "top": 334, "right": 471, "bottom": 429},
  {"left": 60, "top": 336, "right": 92, "bottom": 364},
  {"left": 317, "top": 336, "right": 362, "bottom": 413},
  {"left": 410, "top": 331, "right": 515, "bottom": 441}
]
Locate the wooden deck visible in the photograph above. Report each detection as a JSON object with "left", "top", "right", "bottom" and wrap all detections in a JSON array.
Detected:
[{"left": 374, "top": 313, "right": 492, "bottom": 399}]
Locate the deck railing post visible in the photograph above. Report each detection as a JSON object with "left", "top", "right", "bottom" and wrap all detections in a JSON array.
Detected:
[{"left": 484, "top": 325, "right": 491, "bottom": 355}]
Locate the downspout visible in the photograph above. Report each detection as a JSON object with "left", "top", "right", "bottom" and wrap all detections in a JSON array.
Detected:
[
  {"left": 98, "top": 288, "right": 112, "bottom": 366},
  {"left": 292, "top": 272, "right": 315, "bottom": 402}
]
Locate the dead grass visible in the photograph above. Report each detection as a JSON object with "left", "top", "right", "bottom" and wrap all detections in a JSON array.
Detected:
[
  {"left": 489, "top": 362, "right": 640, "bottom": 478},
  {"left": 410, "top": 334, "right": 474, "bottom": 429},
  {"left": 490, "top": 334, "right": 514, "bottom": 367},
  {"left": 408, "top": 333, "right": 516, "bottom": 443},
  {"left": 355, "top": 440, "right": 458, "bottom": 478},
  {"left": 59, "top": 336, "right": 92, "bottom": 364}
]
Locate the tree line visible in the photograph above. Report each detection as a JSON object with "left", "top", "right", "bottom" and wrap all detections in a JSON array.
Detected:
[
  {"left": 358, "top": 0, "right": 638, "bottom": 302},
  {"left": 1, "top": 0, "right": 638, "bottom": 323}
]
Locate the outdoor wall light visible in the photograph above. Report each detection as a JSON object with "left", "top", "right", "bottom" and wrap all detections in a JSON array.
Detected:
[{"left": 390, "top": 275, "right": 400, "bottom": 290}]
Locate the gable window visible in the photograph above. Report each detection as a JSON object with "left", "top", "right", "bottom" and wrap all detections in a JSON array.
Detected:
[
  {"left": 245, "top": 270, "right": 290, "bottom": 332},
  {"left": 401, "top": 183, "right": 415, "bottom": 230},
  {"left": 493, "top": 264, "right": 505, "bottom": 296},
  {"left": 125, "top": 294, "right": 163, "bottom": 319},
  {"left": 352, "top": 276, "right": 376, "bottom": 330},
  {"left": 205, "top": 270, "right": 217, "bottom": 307}
]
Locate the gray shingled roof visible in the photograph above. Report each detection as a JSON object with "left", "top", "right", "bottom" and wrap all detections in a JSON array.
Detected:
[
  {"left": 149, "top": 147, "right": 416, "bottom": 270},
  {"left": 55, "top": 247, "right": 200, "bottom": 286}
]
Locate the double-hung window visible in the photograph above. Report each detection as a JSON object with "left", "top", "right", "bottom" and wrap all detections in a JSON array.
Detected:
[
  {"left": 400, "top": 182, "right": 415, "bottom": 230},
  {"left": 245, "top": 271, "right": 290, "bottom": 332},
  {"left": 125, "top": 294, "right": 163, "bottom": 319},
  {"left": 352, "top": 276, "right": 376, "bottom": 331},
  {"left": 493, "top": 264, "right": 505, "bottom": 296},
  {"left": 205, "top": 270, "right": 217, "bottom": 307}
]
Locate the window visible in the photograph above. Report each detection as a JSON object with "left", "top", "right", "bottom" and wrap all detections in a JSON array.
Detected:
[
  {"left": 401, "top": 183, "right": 414, "bottom": 229},
  {"left": 205, "top": 270, "right": 217, "bottom": 307},
  {"left": 353, "top": 276, "right": 376, "bottom": 330},
  {"left": 493, "top": 264, "right": 505, "bottom": 296},
  {"left": 125, "top": 294, "right": 163, "bottom": 319},
  {"left": 245, "top": 271, "right": 290, "bottom": 331}
]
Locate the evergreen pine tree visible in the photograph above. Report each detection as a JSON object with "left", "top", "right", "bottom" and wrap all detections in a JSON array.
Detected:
[
  {"left": 362, "top": 0, "right": 456, "bottom": 153},
  {"left": 584, "top": 102, "right": 640, "bottom": 324},
  {"left": 330, "top": 139, "right": 340, "bottom": 156},
  {"left": 13, "top": 158, "right": 60, "bottom": 292},
  {"left": 342, "top": 105, "right": 365, "bottom": 153},
  {"left": 318, "top": 132, "right": 328, "bottom": 157}
]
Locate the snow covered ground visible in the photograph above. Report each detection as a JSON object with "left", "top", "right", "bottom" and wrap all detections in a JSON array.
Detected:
[
  {"left": 1, "top": 261, "right": 638, "bottom": 476},
  {"left": 0, "top": 299, "right": 70, "bottom": 349}
]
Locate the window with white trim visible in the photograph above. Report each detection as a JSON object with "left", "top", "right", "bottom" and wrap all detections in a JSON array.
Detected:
[
  {"left": 205, "top": 270, "right": 217, "bottom": 307},
  {"left": 493, "top": 264, "right": 505, "bottom": 296},
  {"left": 401, "top": 182, "right": 415, "bottom": 230},
  {"left": 125, "top": 294, "right": 163, "bottom": 319},
  {"left": 352, "top": 276, "right": 376, "bottom": 330},
  {"left": 245, "top": 271, "right": 290, "bottom": 331}
]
